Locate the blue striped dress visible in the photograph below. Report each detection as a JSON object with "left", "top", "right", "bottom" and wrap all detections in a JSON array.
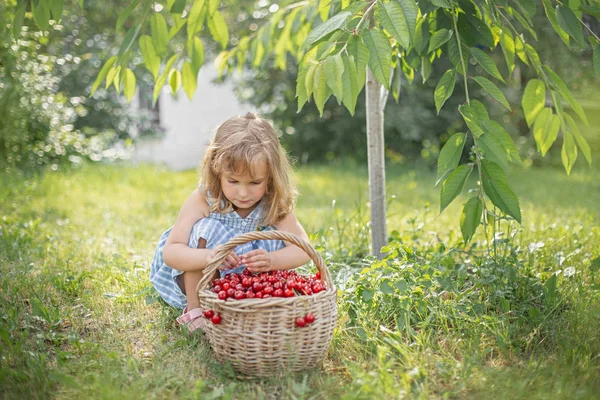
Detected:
[{"left": 149, "top": 199, "right": 285, "bottom": 309}]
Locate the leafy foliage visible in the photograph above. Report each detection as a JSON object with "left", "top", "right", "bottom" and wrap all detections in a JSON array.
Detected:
[{"left": 13, "top": 0, "right": 599, "bottom": 243}]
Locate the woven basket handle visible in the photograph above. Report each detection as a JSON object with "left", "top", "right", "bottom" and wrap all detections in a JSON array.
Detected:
[{"left": 196, "top": 230, "right": 332, "bottom": 292}]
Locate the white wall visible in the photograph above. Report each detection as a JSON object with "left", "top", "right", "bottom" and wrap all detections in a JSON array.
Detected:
[{"left": 132, "top": 65, "right": 249, "bottom": 171}]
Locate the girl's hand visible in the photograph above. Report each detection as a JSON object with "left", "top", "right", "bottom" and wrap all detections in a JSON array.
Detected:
[
  {"left": 241, "top": 249, "right": 272, "bottom": 273},
  {"left": 207, "top": 248, "right": 240, "bottom": 271}
]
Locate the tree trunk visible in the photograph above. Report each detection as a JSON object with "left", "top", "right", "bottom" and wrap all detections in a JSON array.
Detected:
[{"left": 365, "top": 68, "right": 387, "bottom": 259}]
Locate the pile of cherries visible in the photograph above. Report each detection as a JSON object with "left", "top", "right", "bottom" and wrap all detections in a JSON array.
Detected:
[{"left": 211, "top": 269, "right": 325, "bottom": 300}]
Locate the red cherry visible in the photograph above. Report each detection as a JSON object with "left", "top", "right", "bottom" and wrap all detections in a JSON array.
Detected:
[
  {"left": 263, "top": 286, "right": 274, "bottom": 295},
  {"left": 242, "top": 278, "right": 252, "bottom": 288},
  {"left": 252, "top": 282, "right": 263, "bottom": 292},
  {"left": 305, "top": 313, "right": 316, "bottom": 324},
  {"left": 211, "top": 314, "right": 221, "bottom": 324},
  {"left": 221, "top": 282, "right": 230, "bottom": 291},
  {"left": 255, "top": 291, "right": 263, "bottom": 298},
  {"left": 218, "top": 290, "right": 227, "bottom": 300},
  {"left": 284, "top": 289, "right": 295, "bottom": 298},
  {"left": 213, "top": 285, "right": 222, "bottom": 293},
  {"left": 234, "top": 290, "right": 246, "bottom": 300},
  {"left": 273, "top": 289, "right": 284, "bottom": 297},
  {"left": 316, "top": 271, "right": 321, "bottom": 280},
  {"left": 203, "top": 310, "right": 214, "bottom": 319},
  {"left": 263, "top": 294, "right": 272, "bottom": 298},
  {"left": 295, "top": 317, "right": 306, "bottom": 327},
  {"left": 312, "top": 283, "right": 324, "bottom": 293},
  {"left": 246, "top": 291, "right": 256, "bottom": 299},
  {"left": 226, "top": 288, "right": 235, "bottom": 298}
]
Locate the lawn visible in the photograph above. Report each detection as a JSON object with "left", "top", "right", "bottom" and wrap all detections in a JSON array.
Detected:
[{"left": 0, "top": 161, "right": 598, "bottom": 399}]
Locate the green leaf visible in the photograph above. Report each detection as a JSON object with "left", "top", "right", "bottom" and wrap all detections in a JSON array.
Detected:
[
  {"left": 429, "top": 0, "right": 452, "bottom": 8},
  {"left": 394, "top": 280, "right": 409, "bottom": 292},
  {"left": 49, "top": 0, "right": 65, "bottom": 21},
  {"left": 477, "top": 133, "right": 509, "bottom": 170},
  {"left": 561, "top": 131, "right": 578, "bottom": 175},
  {"left": 208, "top": 10, "right": 229, "bottom": 49},
  {"left": 116, "top": 0, "right": 140, "bottom": 32},
  {"left": 515, "top": 37, "right": 529, "bottom": 66},
  {"left": 324, "top": 53, "right": 345, "bottom": 104},
  {"left": 543, "top": 66, "right": 588, "bottom": 126},
  {"left": 109, "top": 66, "right": 121, "bottom": 92},
  {"left": 169, "top": 69, "right": 182, "bottom": 93},
  {"left": 153, "top": 54, "right": 179, "bottom": 105},
  {"left": 91, "top": 56, "right": 118, "bottom": 96},
  {"left": 447, "top": 36, "right": 469, "bottom": 75},
  {"left": 421, "top": 55, "right": 432, "bottom": 83},
  {"left": 306, "top": 11, "right": 352, "bottom": 45},
  {"left": 481, "top": 160, "right": 521, "bottom": 223},
  {"left": 594, "top": 44, "right": 600, "bottom": 78},
  {"left": 379, "top": 1, "right": 416, "bottom": 49},
  {"left": 428, "top": 29, "right": 453, "bottom": 53},
  {"left": 32, "top": 0, "right": 50, "bottom": 31},
  {"left": 380, "top": 280, "right": 395, "bottom": 294},
  {"left": 413, "top": 19, "right": 430, "bottom": 55},
  {"left": 346, "top": 36, "right": 369, "bottom": 91},
  {"left": 459, "top": 104, "right": 484, "bottom": 137},
  {"left": 391, "top": 63, "right": 402, "bottom": 102},
  {"left": 342, "top": 55, "right": 359, "bottom": 115},
  {"left": 401, "top": 58, "right": 415, "bottom": 84},
  {"left": 151, "top": 13, "right": 169, "bottom": 58},
  {"left": 470, "top": 47, "right": 504, "bottom": 82},
  {"left": 313, "top": 62, "right": 331, "bottom": 116},
  {"left": 440, "top": 164, "right": 473, "bottom": 213},
  {"left": 472, "top": 76, "right": 511, "bottom": 111},
  {"left": 379, "top": 2, "right": 409, "bottom": 49},
  {"left": 363, "top": 29, "right": 392, "bottom": 89},
  {"left": 436, "top": 132, "right": 467, "bottom": 185},
  {"left": 188, "top": 36, "right": 205, "bottom": 73},
  {"left": 139, "top": 35, "right": 160, "bottom": 80},
  {"left": 542, "top": 0, "right": 570, "bottom": 46},
  {"left": 564, "top": 113, "right": 592, "bottom": 166},
  {"left": 182, "top": 62, "right": 198, "bottom": 100},
  {"left": 395, "top": 0, "right": 418, "bottom": 41},
  {"left": 481, "top": 120, "right": 523, "bottom": 167},
  {"left": 12, "top": 1, "right": 26, "bottom": 38},
  {"left": 499, "top": 30, "right": 515, "bottom": 76},
  {"left": 522, "top": 79, "right": 546, "bottom": 127},
  {"left": 297, "top": 62, "right": 309, "bottom": 112},
  {"left": 123, "top": 68, "right": 136, "bottom": 102},
  {"left": 170, "top": 0, "right": 186, "bottom": 14},
  {"left": 187, "top": 0, "right": 206, "bottom": 39},
  {"left": 361, "top": 289, "right": 374, "bottom": 302},
  {"left": 533, "top": 108, "right": 560, "bottom": 156},
  {"left": 556, "top": 5, "right": 584, "bottom": 47},
  {"left": 305, "top": 62, "right": 317, "bottom": 98},
  {"left": 434, "top": 69, "right": 456, "bottom": 114},
  {"left": 208, "top": 0, "right": 219, "bottom": 15},
  {"left": 471, "top": 100, "right": 490, "bottom": 121},
  {"left": 460, "top": 197, "right": 483, "bottom": 244}
]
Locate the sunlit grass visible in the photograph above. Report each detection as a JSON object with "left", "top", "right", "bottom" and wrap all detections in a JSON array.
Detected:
[{"left": 0, "top": 162, "right": 598, "bottom": 399}]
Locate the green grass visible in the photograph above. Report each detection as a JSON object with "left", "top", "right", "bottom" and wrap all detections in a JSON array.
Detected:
[{"left": 0, "top": 161, "right": 599, "bottom": 399}]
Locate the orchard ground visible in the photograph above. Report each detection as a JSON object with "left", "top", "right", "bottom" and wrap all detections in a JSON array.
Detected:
[{"left": 1, "top": 158, "right": 598, "bottom": 399}]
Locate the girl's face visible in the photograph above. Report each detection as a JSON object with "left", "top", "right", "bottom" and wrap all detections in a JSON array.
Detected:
[{"left": 220, "top": 162, "right": 268, "bottom": 212}]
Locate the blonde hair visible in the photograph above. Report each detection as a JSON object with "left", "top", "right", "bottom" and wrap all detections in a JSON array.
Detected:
[{"left": 200, "top": 112, "right": 297, "bottom": 225}]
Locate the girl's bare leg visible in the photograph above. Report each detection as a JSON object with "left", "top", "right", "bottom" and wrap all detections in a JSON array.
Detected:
[{"left": 182, "top": 238, "right": 207, "bottom": 310}]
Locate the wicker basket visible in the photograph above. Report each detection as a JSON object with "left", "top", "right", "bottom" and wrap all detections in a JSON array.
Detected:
[{"left": 196, "top": 230, "right": 337, "bottom": 377}]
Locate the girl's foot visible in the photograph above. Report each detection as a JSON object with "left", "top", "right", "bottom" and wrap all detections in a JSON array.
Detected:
[{"left": 176, "top": 306, "right": 204, "bottom": 332}]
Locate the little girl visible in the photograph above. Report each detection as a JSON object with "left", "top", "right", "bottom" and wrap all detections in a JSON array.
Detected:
[{"left": 150, "top": 113, "right": 310, "bottom": 332}]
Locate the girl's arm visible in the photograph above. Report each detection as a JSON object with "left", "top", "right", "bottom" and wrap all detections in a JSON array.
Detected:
[
  {"left": 162, "top": 189, "right": 212, "bottom": 271},
  {"left": 241, "top": 211, "right": 311, "bottom": 272}
]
